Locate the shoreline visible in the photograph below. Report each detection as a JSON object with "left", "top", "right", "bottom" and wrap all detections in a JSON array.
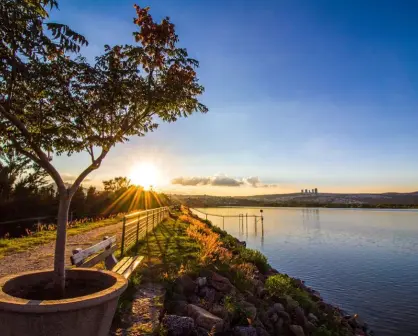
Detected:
[{"left": 157, "top": 208, "right": 374, "bottom": 335}]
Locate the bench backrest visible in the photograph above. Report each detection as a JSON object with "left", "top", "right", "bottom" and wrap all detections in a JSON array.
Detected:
[{"left": 71, "top": 236, "right": 118, "bottom": 269}]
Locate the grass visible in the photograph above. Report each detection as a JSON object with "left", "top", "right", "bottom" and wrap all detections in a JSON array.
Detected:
[
  {"left": 125, "top": 216, "right": 201, "bottom": 284},
  {"left": 0, "top": 215, "right": 123, "bottom": 258}
]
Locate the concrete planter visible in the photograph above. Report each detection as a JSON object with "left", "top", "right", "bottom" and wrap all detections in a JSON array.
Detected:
[{"left": 0, "top": 268, "right": 128, "bottom": 336}]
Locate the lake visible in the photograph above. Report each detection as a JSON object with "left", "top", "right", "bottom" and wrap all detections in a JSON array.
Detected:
[{"left": 194, "top": 207, "right": 418, "bottom": 336}]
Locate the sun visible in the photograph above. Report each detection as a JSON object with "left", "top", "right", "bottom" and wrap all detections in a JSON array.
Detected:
[{"left": 129, "top": 162, "right": 160, "bottom": 190}]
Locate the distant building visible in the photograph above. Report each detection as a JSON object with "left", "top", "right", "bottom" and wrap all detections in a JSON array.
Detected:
[
  {"left": 305, "top": 189, "right": 308, "bottom": 194},
  {"left": 301, "top": 189, "right": 304, "bottom": 194},
  {"left": 315, "top": 188, "right": 318, "bottom": 194}
]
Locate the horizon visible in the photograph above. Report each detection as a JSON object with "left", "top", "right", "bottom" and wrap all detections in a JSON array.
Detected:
[{"left": 49, "top": 0, "right": 418, "bottom": 196}]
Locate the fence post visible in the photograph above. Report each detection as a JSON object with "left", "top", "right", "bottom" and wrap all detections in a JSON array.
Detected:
[
  {"left": 146, "top": 210, "right": 149, "bottom": 234},
  {"left": 121, "top": 216, "right": 126, "bottom": 257},
  {"left": 136, "top": 213, "right": 140, "bottom": 251}
]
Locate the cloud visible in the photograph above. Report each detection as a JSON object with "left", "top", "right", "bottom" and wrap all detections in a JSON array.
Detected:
[
  {"left": 171, "top": 177, "right": 211, "bottom": 186},
  {"left": 171, "top": 174, "right": 271, "bottom": 188},
  {"left": 211, "top": 176, "right": 244, "bottom": 187},
  {"left": 243, "top": 176, "right": 261, "bottom": 187}
]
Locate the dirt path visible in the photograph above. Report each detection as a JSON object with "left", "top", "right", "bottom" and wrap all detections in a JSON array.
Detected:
[{"left": 0, "top": 221, "right": 123, "bottom": 278}]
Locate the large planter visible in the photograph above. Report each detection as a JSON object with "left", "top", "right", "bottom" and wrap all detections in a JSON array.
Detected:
[{"left": 0, "top": 268, "right": 128, "bottom": 336}]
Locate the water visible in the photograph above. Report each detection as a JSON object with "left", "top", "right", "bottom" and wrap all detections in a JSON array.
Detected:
[{"left": 194, "top": 207, "right": 418, "bottom": 336}]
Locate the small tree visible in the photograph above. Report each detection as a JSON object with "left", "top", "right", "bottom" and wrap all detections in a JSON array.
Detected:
[{"left": 0, "top": 0, "right": 207, "bottom": 293}]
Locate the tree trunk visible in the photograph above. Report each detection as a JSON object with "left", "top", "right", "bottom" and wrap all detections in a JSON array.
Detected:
[{"left": 53, "top": 193, "right": 71, "bottom": 295}]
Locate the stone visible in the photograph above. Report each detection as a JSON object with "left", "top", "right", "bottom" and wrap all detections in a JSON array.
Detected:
[
  {"left": 162, "top": 315, "right": 195, "bottom": 336},
  {"left": 273, "top": 303, "right": 285, "bottom": 312},
  {"left": 294, "top": 307, "right": 307, "bottom": 326},
  {"left": 275, "top": 317, "right": 284, "bottom": 329},
  {"left": 240, "top": 301, "right": 257, "bottom": 321},
  {"left": 245, "top": 290, "right": 258, "bottom": 305},
  {"left": 308, "top": 313, "right": 319, "bottom": 324},
  {"left": 270, "top": 313, "right": 278, "bottom": 323},
  {"left": 305, "top": 321, "right": 316, "bottom": 332},
  {"left": 256, "top": 327, "right": 270, "bottom": 336},
  {"left": 175, "top": 275, "right": 197, "bottom": 296},
  {"left": 256, "top": 287, "right": 268, "bottom": 299},
  {"left": 187, "top": 304, "right": 224, "bottom": 331},
  {"left": 285, "top": 295, "right": 299, "bottom": 310},
  {"left": 210, "top": 304, "right": 228, "bottom": 319},
  {"left": 166, "top": 300, "right": 188, "bottom": 316},
  {"left": 278, "top": 311, "right": 291, "bottom": 323},
  {"left": 197, "top": 277, "right": 207, "bottom": 287},
  {"left": 210, "top": 272, "right": 235, "bottom": 293},
  {"left": 290, "top": 324, "right": 305, "bottom": 336},
  {"left": 233, "top": 326, "right": 257, "bottom": 336}
]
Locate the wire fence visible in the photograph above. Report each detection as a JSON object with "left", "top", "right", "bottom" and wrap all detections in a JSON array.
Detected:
[{"left": 120, "top": 206, "right": 170, "bottom": 256}]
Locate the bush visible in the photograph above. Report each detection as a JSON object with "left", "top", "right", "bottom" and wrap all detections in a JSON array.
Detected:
[
  {"left": 265, "top": 274, "right": 315, "bottom": 311},
  {"left": 240, "top": 248, "right": 269, "bottom": 273}
]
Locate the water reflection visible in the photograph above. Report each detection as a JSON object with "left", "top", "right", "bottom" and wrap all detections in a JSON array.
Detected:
[{"left": 195, "top": 207, "right": 418, "bottom": 336}]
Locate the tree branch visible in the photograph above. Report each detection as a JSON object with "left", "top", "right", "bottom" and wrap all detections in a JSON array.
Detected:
[
  {"left": 0, "top": 104, "right": 65, "bottom": 192},
  {"left": 69, "top": 148, "right": 109, "bottom": 195}
]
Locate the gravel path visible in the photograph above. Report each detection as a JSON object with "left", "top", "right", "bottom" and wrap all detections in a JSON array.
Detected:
[{"left": 0, "top": 221, "right": 123, "bottom": 278}]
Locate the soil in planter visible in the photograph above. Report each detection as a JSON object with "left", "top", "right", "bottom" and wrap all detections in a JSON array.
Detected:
[{"left": 6, "top": 277, "right": 115, "bottom": 300}]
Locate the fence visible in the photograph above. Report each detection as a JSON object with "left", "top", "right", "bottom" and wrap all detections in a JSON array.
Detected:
[{"left": 120, "top": 206, "right": 170, "bottom": 256}]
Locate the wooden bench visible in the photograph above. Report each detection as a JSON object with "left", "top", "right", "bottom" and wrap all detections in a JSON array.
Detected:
[{"left": 70, "top": 236, "right": 144, "bottom": 279}]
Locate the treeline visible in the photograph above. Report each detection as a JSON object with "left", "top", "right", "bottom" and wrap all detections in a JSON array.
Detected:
[{"left": 0, "top": 153, "right": 169, "bottom": 223}]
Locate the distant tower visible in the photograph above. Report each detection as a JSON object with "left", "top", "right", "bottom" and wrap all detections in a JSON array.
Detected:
[
  {"left": 312, "top": 188, "right": 315, "bottom": 194},
  {"left": 305, "top": 189, "right": 308, "bottom": 194},
  {"left": 315, "top": 188, "right": 318, "bottom": 195},
  {"left": 301, "top": 189, "right": 304, "bottom": 194}
]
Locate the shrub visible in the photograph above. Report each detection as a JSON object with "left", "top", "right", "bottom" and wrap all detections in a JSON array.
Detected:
[
  {"left": 265, "top": 274, "right": 316, "bottom": 311},
  {"left": 240, "top": 248, "right": 269, "bottom": 273}
]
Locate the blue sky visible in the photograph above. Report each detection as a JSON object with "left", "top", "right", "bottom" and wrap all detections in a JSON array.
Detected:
[{"left": 50, "top": 0, "right": 418, "bottom": 194}]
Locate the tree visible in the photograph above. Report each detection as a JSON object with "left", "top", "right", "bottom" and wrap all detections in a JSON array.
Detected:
[{"left": 0, "top": 0, "right": 207, "bottom": 293}]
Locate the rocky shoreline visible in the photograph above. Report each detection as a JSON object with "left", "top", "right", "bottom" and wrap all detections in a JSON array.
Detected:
[{"left": 155, "top": 209, "right": 374, "bottom": 336}]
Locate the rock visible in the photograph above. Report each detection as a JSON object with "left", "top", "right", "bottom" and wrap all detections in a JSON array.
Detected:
[
  {"left": 256, "top": 286, "right": 268, "bottom": 299},
  {"left": 305, "top": 321, "right": 316, "bottom": 332},
  {"left": 188, "top": 294, "right": 199, "bottom": 304},
  {"left": 240, "top": 301, "right": 257, "bottom": 321},
  {"left": 285, "top": 295, "right": 299, "bottom": 310},
  {"left": 275, "top": 317, "right": 284, "bottom": 330},
  {"left": 210, "top": 304, "right": 228, "bottom": 319},
  {"left": 187, "top": 304, "right": 224, "bottom": 331},
  {"left": 294, "top": 307, "right": 307, "bottom": 326},
  {"left": 233, "top": 326, "right": 257, "bottom": 336},
  {"left": 290, "top": 324, "right": 305, "bottom": 336},
  {"left": 175, "top": 275, "right": 196, "bottom": 295},
  {"left": 245, "top": 290, "right": 258, "bottom": 305},
  {"left": 256, "top": 327, "right": 270, "bottom": 336},
  {"left": 273, "top": 303, "right": 285, "bottom": 312},
  {"left": 197, "top": 277, "right": 207, "bottom": 287},
  {"left": 199, "top": 286, "right": 217, "bottom": 304},
  {"left": 278, "top": 311, "right": 291, "bottom": 323},
  {"left": 166, "top": 300, "right": 188, "bottom": 316},
  {"left": 270, "top": 313, "right": 278, "bottom": 323},
  {"left": 162, "top": 315, "right": 195, "bottom": 336},
  {"left": 210, "top": 272, "right": 235, "bottom": 293},
  {"left": 308, "top": 313, "right": 319, "bottom": 324}
]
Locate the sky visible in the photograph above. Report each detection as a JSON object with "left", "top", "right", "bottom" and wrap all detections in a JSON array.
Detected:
[{"left": 50, "top": 0, "right": 418, "bottom": 195}]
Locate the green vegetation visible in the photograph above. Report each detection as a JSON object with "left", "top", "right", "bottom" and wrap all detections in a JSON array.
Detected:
[
  {"left": 115, "top": 209, "right": 354, "bottom": 336},
  {"left": 0, "top": 215, "right": 122, "bottom": 257},
  {"left": 265, "top": 274, "right": 315, "bottom": 311},
  {"left": 240, "top": 248, "right": 269, "bottom": 274},
  {"left": 1, "top": 0, "right": 207, "bottom": 290}
]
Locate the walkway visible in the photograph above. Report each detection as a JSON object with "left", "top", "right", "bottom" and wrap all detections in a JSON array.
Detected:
[{"left": 0, "top": 221, "right": 123, "bottom": 277}]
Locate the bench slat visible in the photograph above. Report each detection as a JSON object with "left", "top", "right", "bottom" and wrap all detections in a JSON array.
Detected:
[
  {"left": 112, "top": 257, "right": 131, "bottom": 274},
  {"left": 71, "top": 236, "right": 116, "bottom": 265},
  {"left": 112, "top": 256, "right": 144, "bottom": 279},
  {"left": 121, "top": 256, "right": 144, "bottom": 279},
  {"left": 78, "top": 244, "right": 118, "bottom": 267}
]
